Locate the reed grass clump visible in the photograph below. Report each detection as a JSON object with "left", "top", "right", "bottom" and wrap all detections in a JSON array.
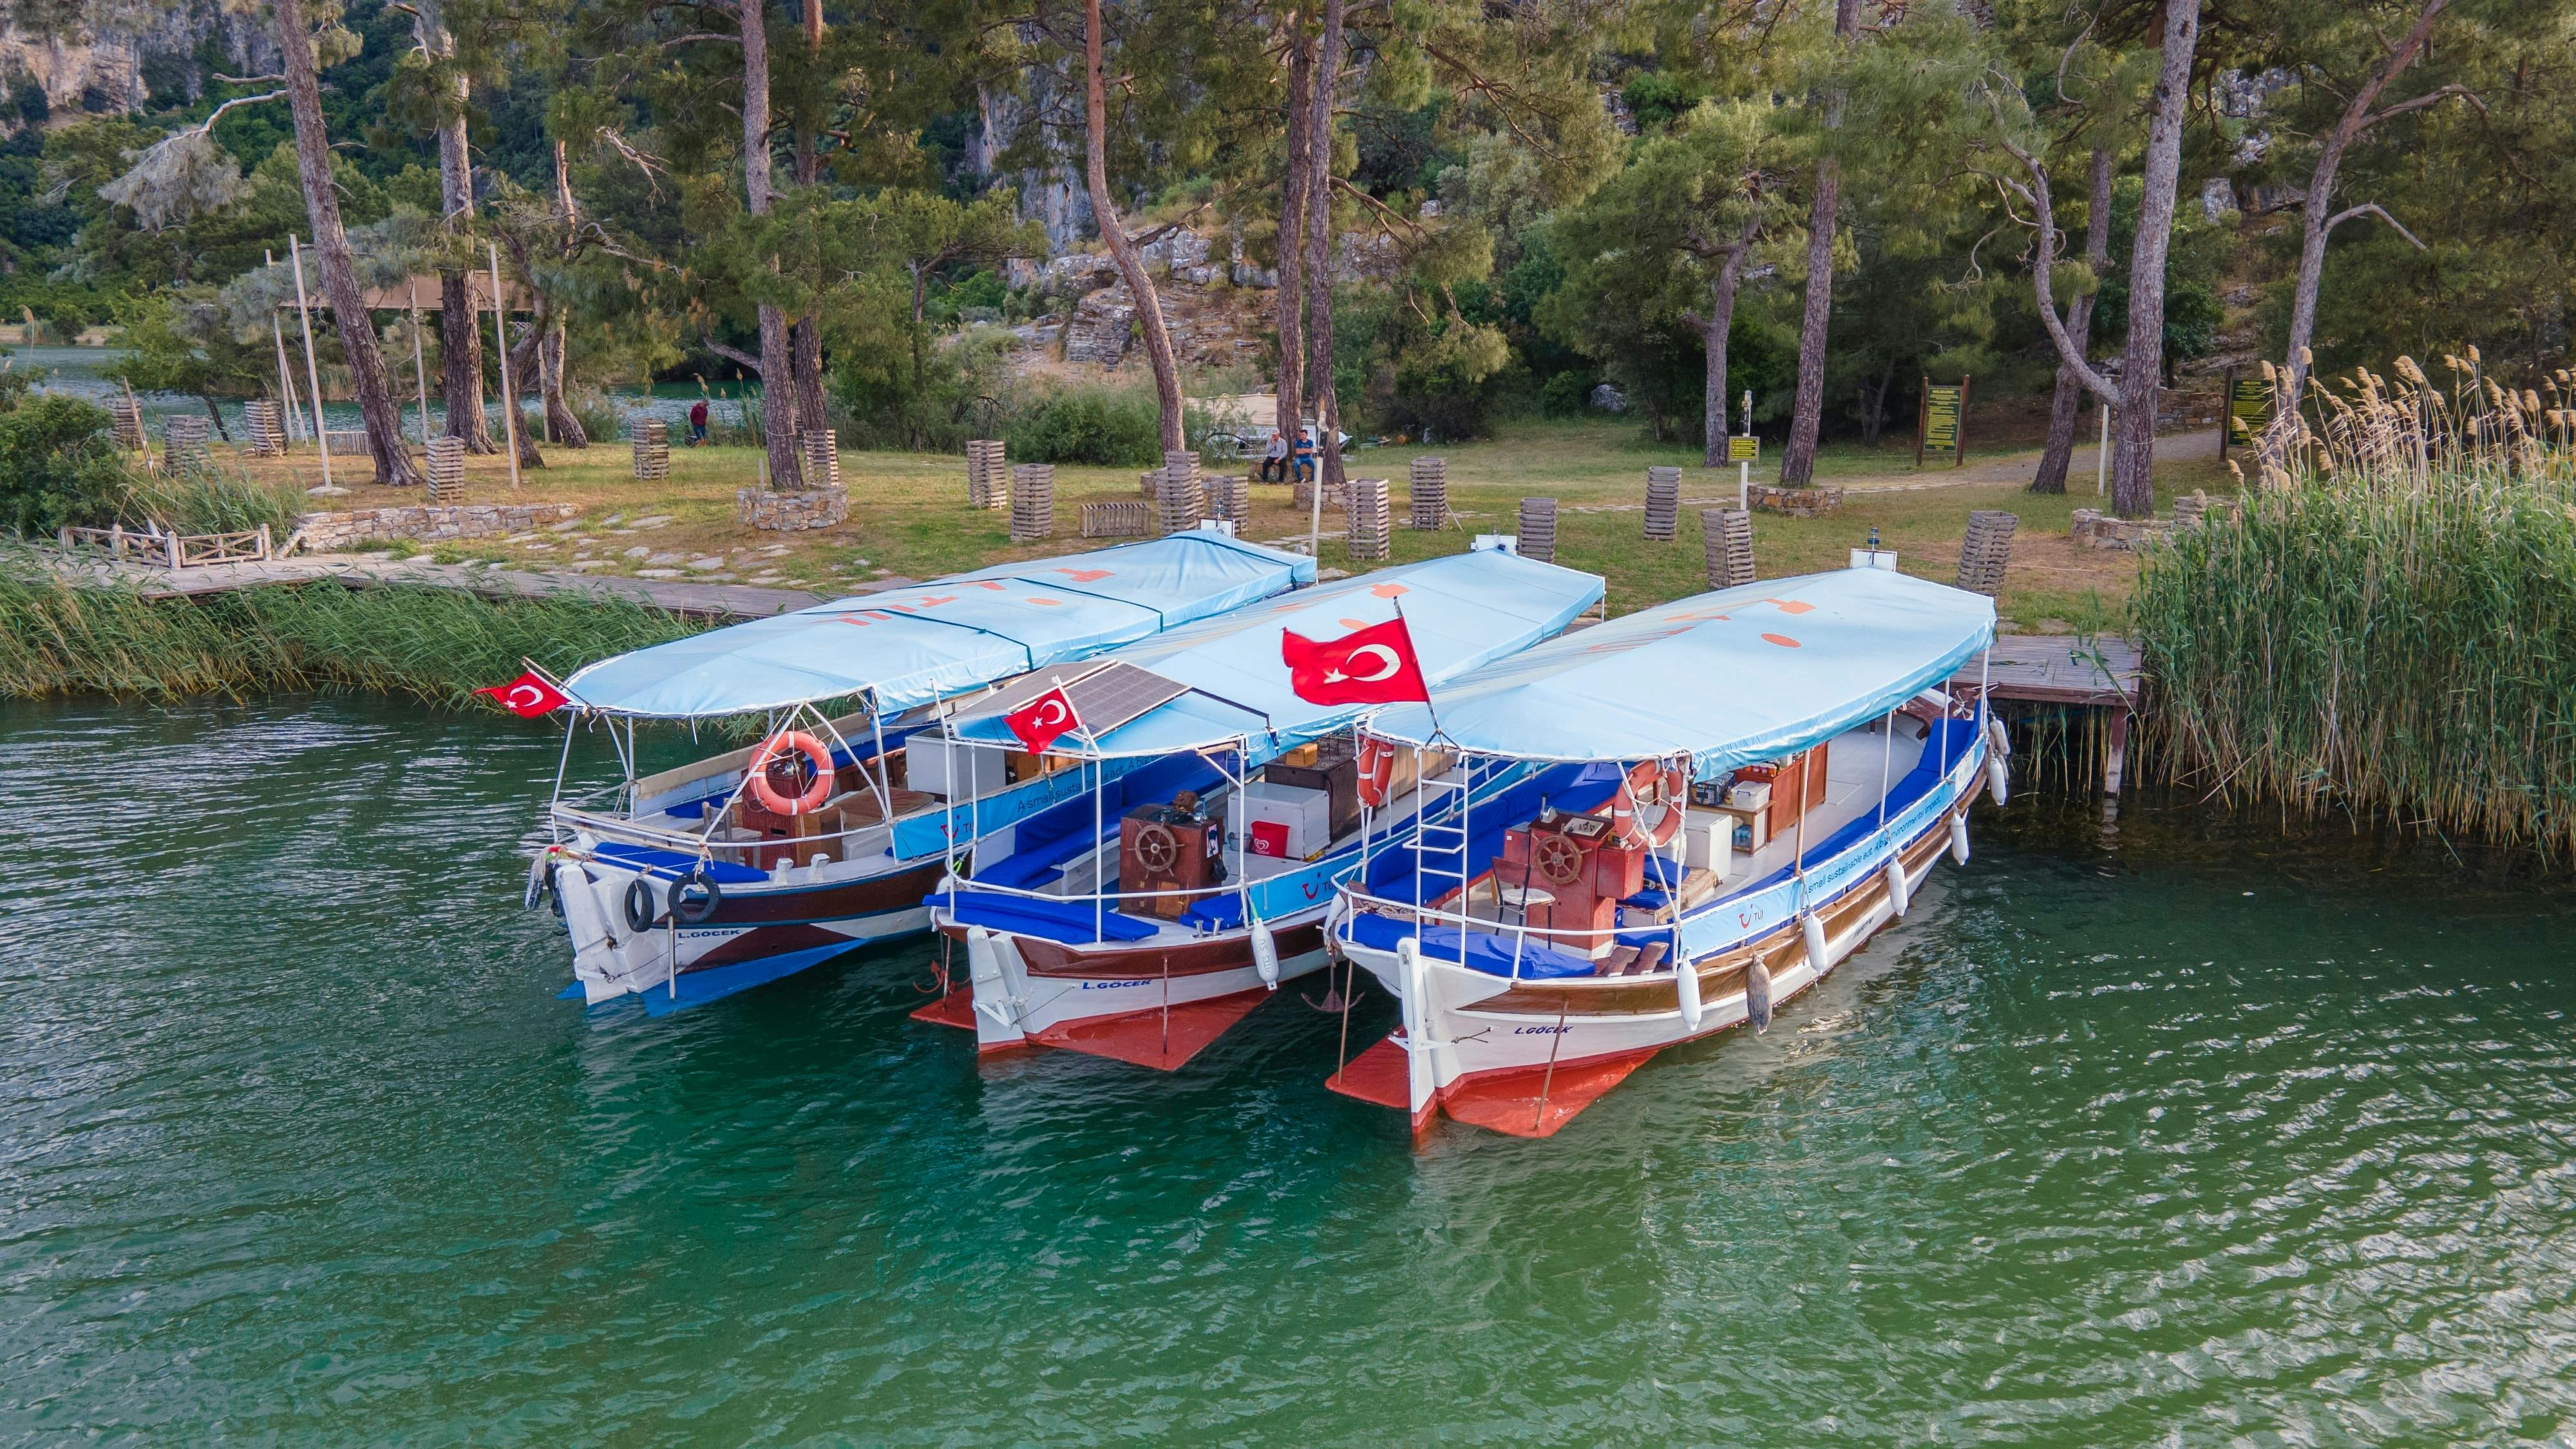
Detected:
[
  {"left": 0, "top": 563, "right": 704, "bottom": 707},
  {"left": 2136, "top": 355, "right": 2576, "bottom": 855}
]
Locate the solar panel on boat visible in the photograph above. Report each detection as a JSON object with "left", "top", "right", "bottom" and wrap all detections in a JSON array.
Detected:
[{"left": 964, "top": 661, "right": 1190, "bottom": 739}]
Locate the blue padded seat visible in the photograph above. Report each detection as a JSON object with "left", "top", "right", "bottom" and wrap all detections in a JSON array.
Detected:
[
  {"left": 1179, "top": 893, "right": 1245, "bottom": 931},
  {"left": 1342, "top": 911, "right": 1598, "bottom": 980},
  {"left": 933, "top": 890, "right": 1159, "bottom": 945},
  {"left": 590, "top": 840, "right": 770, "bottom": 884}
]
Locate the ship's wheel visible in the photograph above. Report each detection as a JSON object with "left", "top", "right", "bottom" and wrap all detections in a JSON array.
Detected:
[
  {"left": 1531, "top": 830, "right": 1584, "bottom": 886},
  {"left": 1132, "top": 822, "right": 1179, "bottom": 873}
]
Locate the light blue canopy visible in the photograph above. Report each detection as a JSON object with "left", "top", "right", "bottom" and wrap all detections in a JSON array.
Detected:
[
  {"left": 562, "top": 532, "right": 1314, "bottom": 718},
  {"left": 1362, "top": 567, "right": 1996, "bottom": 776},
  {"left": 948, "top": 547, "right": 1604, "bottom": 763}
]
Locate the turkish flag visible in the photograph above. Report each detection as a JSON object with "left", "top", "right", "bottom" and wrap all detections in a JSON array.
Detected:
[
  {"left": 1004, "top": 684, "right": 1085, "bottom": 753},
  {"left": 477, "top": 670, "right": 569, "bottom": 717},
  {"left": 1282, "top": 615, "right": 1430, "bottom": 706}
]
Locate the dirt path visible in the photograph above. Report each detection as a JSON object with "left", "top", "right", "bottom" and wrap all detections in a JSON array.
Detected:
[{"left": 1838, "top": 427, "right": 2224, "bottom": 495}]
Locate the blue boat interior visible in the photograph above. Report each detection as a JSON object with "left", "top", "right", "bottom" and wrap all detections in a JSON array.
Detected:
[{"left": 1344, "top": 717, "right": 1980, "bottom": 978}]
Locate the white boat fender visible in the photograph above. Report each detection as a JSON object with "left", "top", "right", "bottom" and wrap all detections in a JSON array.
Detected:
[
  {"left": 1987, "top": 712, "right": 2010, "bottom": 761},
  {"left": 1884, "top": 858, "right": 1911, "bottom": 919},
  {"left": 1949, "top": 811, "right": 1972, "bottom": 864},
  {"left": 1801, "top": 911, "right": 1830, "bottom": 977},
  {"left": 1675, "top": 952, "right": 1703, "bottom": 1032},
  {"left": 935, "top": 870, "right": 960, "bottom": 896},
  {"left": 1985, "top": 750, "right": 2010, "bottom": 808},
  {"left": 1251, "top": 919, "right": 1281, "bottom": 989},
  {"left": 1745, "top": 954, "right": 1774, "bottom": 1033}
]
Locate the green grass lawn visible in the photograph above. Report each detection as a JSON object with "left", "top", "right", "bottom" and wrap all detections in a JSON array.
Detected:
[{"left": 244, "top": 416, "right": 2235, "bottom": 632}]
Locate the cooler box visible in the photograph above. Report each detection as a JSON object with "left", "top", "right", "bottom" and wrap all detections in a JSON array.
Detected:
[{"left": 1242, "top": 781, "right": 1332, "bottom": 860}]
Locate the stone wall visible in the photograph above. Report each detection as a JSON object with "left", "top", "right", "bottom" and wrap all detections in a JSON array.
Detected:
[
  {"left": 738, "top": 486, "right": 849, "bottom": 531},
  {"left": 295, "top": 503, "right": 578, "bottom": 553},
  {"left": 2073, "top": 491, "right": 2241, "bottom": 551}
]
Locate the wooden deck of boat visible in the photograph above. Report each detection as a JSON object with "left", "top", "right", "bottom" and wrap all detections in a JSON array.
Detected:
[{"left": 1955, "top": 634, "right": 2143, "bottom": 708}]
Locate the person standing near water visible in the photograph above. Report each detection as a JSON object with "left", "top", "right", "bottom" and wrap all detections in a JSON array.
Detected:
[
  {"left": 1260, "top": 430, "right": 1288, "bottom": 483},
  {"left": 688, "top": 399, "right": 710, "bottom": 446}
]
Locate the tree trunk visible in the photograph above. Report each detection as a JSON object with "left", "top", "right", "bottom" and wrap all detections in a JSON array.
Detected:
[
  {"left": 2031, "top": 143, "right": 2112, "bottom": 494},
  {"left": 277, "top": 0, "right": 421, "bottom": 486},
  {"left": 2108, "top": 0, "right": 2203, "bottom": 519},
  {"left": 788, "top": 0, "right": 829, "bottom": 437},
  {"left": 417, "top": 0, "right": 493, "bottom": 453},
  {"left": 1777, "top": 0, "right": 1862, "bottom": 487},
  {"left": 540, "top": 317, "right": 585, "bottom": 448},
  {"left": 1274, "top": 18, "right": 1310, "bottom": 463},
  {"left": 2283, "top": 0, "right": 2450, "bottom": 411},
  {"left": 202, "top": 393, "right": 232, "bottom": 443},
  {"left": 1692, "top": 245, "right": 1751, "bottom": 468},
  {"left": 1083, "top": 0, "right": 1186, "bottom": 453},
  {"left": 1303, "top": 0, "right": 1347, "bottom": 489},
  {"left": 502, "top": 315, "right": 546, "bottom": 468},
  {"left": 741, "top": 0, "right": 804, "bottom": 488}
]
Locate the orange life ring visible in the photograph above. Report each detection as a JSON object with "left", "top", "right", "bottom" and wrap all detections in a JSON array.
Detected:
[
  {"left": 1356, "top": 734, "right": 1397, "bottom": 809},
  {"left": 1612, "top": 759, "right": 1690, "bottom": 849},
  {"left": 748, "top": 730, "right": 835, "bottom": 816}
]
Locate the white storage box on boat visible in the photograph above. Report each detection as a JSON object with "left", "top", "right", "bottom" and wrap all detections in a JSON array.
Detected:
[
  {"left": 1723, "top": 779, "right": 1773, "bottom": 811},
  {"left": 1241, "top": 781, "right": 1331, "bottom": 860}
]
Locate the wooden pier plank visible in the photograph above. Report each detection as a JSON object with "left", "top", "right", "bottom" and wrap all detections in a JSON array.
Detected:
[{"left": 1955, "top": 635, "right": 2142, "bottom": 708}]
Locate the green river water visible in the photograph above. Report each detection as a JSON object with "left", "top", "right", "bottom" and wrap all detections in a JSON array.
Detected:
[{"left": 5, "top": 695, "right": 2574, "bottom": 1446}]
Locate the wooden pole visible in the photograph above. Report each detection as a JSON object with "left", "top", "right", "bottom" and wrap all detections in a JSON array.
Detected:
[
  {"left": 2097, "top": 402, "right": 2110, "bottom": 497},
  {"left": 267, "top": 249, "right": 303, "bottom": 442},
  {"left": 1955, "top": 374, "right": 1971, "bottom": 468},
  {"left": 489, "top": 243, "right": 522, "bottom": 490},
  {"left": 407, "top": 278, "right": 431, "bottom": 448},
  {"left": 289, "top": 235, "right": 333, "bottom": 489},
  {"left": 2218, "top": 365, "right": 2235, "bottom": 468},
  {"left": 1913, "top": 376, "right": 1929, "bottom": 468}
]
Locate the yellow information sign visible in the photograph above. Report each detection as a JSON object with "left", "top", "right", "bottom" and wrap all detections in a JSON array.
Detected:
[
  {"left": 2226, "top": 376, "right": 2270, "bottom": 444},
  {"left": 1727, "top": 435, "right": 1758, "bottom": 462},
  {"left": 1919, "top": 384, "right": 1964, "bottom": 462}
]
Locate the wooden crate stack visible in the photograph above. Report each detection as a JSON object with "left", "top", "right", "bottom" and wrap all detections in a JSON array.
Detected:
[
  {"left": 800, "top": 430, "right": 841, "bottom": 489},
  {"left": 1081, "top": 499, "right": 1151, "bottom": 538},
  {"left": 110, "top": 397, "right": 147, "bottom": 451},
  {"left": 1408, "top": 456, "right": 1449, "bottom": 530},
  {"left": 1157, "top": 450, "right": 1203, "bottom": 536},
  {"left": 1347, "top": 477, "right": 1392, "bottom": 560},
  {"left": 1702, "top": 507, "right": 1754, "bottom": 587},
  {"left": 1010, "top": 463, "right": 1057, "bottom": 542},
  {"left": 324, "top": 428, "right": 366, "bottom": 456},
  {"left": 1957, "top": 509, "right": 2018, "bottom": 597},
  {"left": 163, "top": 415, "right": 213, "bottom": 474},
  {"left": 1517, "top": 497, "right": 1558, "bottom": 563},
  {"left": 242, "top": 399, "right": 286, "bottom": 457},
  {"left": 1205, "top": 473, "right": 1250, "bottom": 527},
  {"left": 631, "top": 419, "right": 670, "bottom": 480},
  {"left": 426, "top": 435, "right": 466, "bottom": 504},
  {"left": 965, "top": 439, "right": 1007, "bottom": 509},
  {"left": 1644, "top": 466, "right": 1682, "bottom": 541}
]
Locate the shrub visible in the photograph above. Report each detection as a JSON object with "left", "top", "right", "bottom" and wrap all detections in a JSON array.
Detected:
[
  {"left": 1009, "top": 386, "right": 1163, "bottom": 466},
  {"left": 1539, "top": 371, "right": 1596, "bottom": 418},
  {"left": 0, "top": 395, "right": 132, "bottom": 536}
]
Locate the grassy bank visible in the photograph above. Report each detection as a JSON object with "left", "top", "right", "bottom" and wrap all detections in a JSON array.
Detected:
[
  {"left": 0, "top": 567, "right": 705, "bottom": 706},
  {"left": 2134, "top": 377, "right": 2576, "bottom": 854}
]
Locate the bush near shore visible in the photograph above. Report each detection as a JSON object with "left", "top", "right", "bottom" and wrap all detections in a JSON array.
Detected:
[
  {"left": 0, "top": 567, "right": 703, "bottom": 707},
  {"left": 2134, "top": 363, "right": 2576, "bottom": 856}
]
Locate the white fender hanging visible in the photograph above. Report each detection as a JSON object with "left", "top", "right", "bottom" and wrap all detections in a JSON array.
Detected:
[
  {"left": 1949, "top": 811, "right": 1971, "bottom": 864},
  {"left": 1745, "top": 955, "right": 1774, "bottom": 1033},
  {"left": 1884, "top": 857, "right": 1911, "bottom": 919},
  {"left": 1250, "top": 919, "right": 1281, "bottom": 989},
  {"left": 1984, "top": 743, "right": 2010, "bottom": 808},
  {"left": 1675, "top": 952, "right": 1703, "bottom": 1032},
  {"left": 1987, "top": 712, "right": 2010, "bottom": 762},
  {"left": 1801, "top": 911, "right": 1830, "bottom": 978}
]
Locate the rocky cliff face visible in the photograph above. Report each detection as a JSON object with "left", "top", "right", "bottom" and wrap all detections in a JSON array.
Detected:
[{"left": 0, "top": 1, "right": 270, "bottom": 126}]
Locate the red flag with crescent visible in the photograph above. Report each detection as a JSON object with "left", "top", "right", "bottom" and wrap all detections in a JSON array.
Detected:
[
  {"left": 477, "top": 670, "right": 569, "bottom": 718},
  {"left": 1282, "top": 615, "right": 1430, "bottom": 706},
  {"left": 1004, "top": 683, "right": 1085, "bottom": 753}
]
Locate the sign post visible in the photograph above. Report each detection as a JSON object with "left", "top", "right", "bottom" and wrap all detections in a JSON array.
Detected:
[
  {"left": 1727, "top": 433, "right": 1757, "bottom": 511},
  {"left": 1917, "top": 376, "right": 1970, "bottom": 468}
]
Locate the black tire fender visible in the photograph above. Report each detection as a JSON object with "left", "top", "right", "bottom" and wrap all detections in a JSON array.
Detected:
[
  {"left": 670, "top": 867, "right": 723, "bottom": 925},
  {"left": 623, "top": 876, "right": 659, "bottom": 933}
]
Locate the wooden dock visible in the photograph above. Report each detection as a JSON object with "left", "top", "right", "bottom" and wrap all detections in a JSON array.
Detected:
[{"left": 1953, "top": 634, "right": 2145, "bottom": 791}]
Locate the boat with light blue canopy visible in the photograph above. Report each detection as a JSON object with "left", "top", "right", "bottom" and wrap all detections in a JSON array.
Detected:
[
  {"left": 1323, "top": 565, "right": 2005, "bottom": 1138},
  {"left": 529, "top": 529, "right": 1314, "bottom": 1012},
  {"left": 911, "top": 543, "right": 1604, "bottom": 1070}
]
